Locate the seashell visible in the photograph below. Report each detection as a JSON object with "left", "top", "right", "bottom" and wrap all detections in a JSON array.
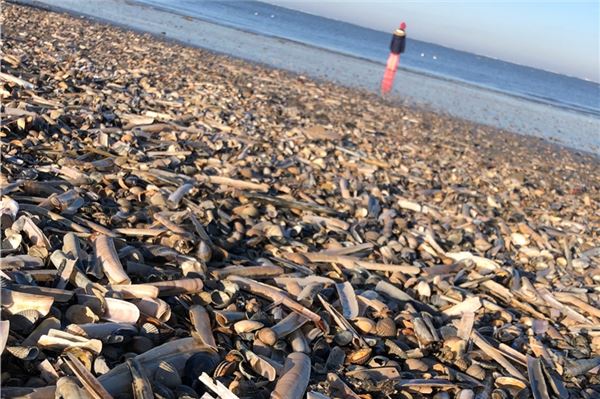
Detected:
[
  {"left": 131, "top": 336, "right": 154, "bottom": 354},
  {"left": 346, "top": 347, "right": 372, "bottom": 365},
  {"left": 257, "top": 327, "right": 278, "bottom": 346},
  {"left": 94, "top": 356, "right": 111, "bottom": 375},
  {"left": 210, "top": 290, "right": 233, "bottom": 309},
  {"left": 214, "top": 360, "right": 238, "bottom": 378},
  {"left": 107, "top": 284, "right": 160, "bottom": 299},
  {"left": 375, "top": 317, "right": 397, "bottom": 337},
  {"left": 132, "top": 297, "right": 170, "bottom": 322},
  {"left": 153, "top": 381, "right": 176, "bottom": 399},
  {"left": 8, "top": 309, "right": 40, "bottom": 334},
  {"left": 494, "top": 376, "right": 527, "bottom": 390},
  {"left": 154, "top": 360, "right": 182, "bottom": 388},
  {"left": 333, "top": 330, "right": 353, "bottom": 346},
  {"left": 6, "top": 345, "right": 39, "bottom": 360},
  {"left": 196, "top": 240, "right": 212, "bottom": 262},
  {"left": 65, "top": 347, "right": 94, "bottom": 371},
  {"left": 38, "top": 329, "right": 103, "bottom": 355},
  {"left": 56, "top": 376, "right": 88, "bottom": 399},
  {"left": 24, "top": 376, "right": 47, "bottom": 388},
  {"left": 465, "top": 363, "right": 486, "bottom": 380},
  {"left": 22, "top": 317, "right": 61, "bottom": 347},
  {"left": 405, "top": 358, "right": 428, "bottom": 372},
  {"left": 456, "top": 389, "right": 475, "bottom": 399},
  {"left": 214, "top": 311, "right": 246, "bottom": 327},
  {"left": 189, "top": 305, "right": 216, "bottom": 350},
  {"left": 182, "top": 350, "right": 221, "bottom": 388},
  {"left": 272, "top": 352, "right": 310, "bottom": 399},
  {"left": 325, "top": 346, "right": 346, "bottom": 371},
  {"left": 491, "top": 389, "right": 510, "bottom": 399},
  {"left": 94, "top": 234, "right": 131, "bottom": 285},
  {"left": 1, "top": 289, "right": 54, "bottom": 317},
  {"left": 66, "top": 305, "right": 100, "bottom": 324},
  {"left": 146, "top": 278, "right": 204, "bottom": 296},
  {"left": 510, "top": 232, "right": 529, "bottom": 246},
  {"left": 140, "top": 322, "right": 161, "bottom": 343},
  {"left": 246, "top": 350, "right": 277, "bottom": 381},
  {"left": 233, "top": 320, "right": 264, "bottom": 334},
  {"left": 0, "top": 320, "right": 9, "bottom": 355},
  {"left": 353, "top": 317, "right": 375, "bottom": 334},
  {"left": 174, "top": 385, "right": 199, "bottom": 399}
]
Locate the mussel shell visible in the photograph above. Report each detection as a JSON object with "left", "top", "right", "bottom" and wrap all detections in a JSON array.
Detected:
[
  {"left": 140, "top": 322, "right": 162, "bottom": 343},
  {"left": 175, "top": 385, "right": 199, "bottom": 399},
  {"left": 130, "top": 336, "right": 154, "bottom": 354},
  {"left": 183, "top": 350, "right": 220, "bottom": 389},
  {"left": 9, "top": 310, "right": 40, "bottom": 334},
  {"left": 153, "top": 381, "right": 176, "bottom": 399},
  {"left": 155, "top": 360, "right": 182, "bottom": 389},
  {"left": 333, "top": 330, "right": 353, "bottom": 346},
  {"left": 325, "top": 346, "right": 346, "bottom": 371}
]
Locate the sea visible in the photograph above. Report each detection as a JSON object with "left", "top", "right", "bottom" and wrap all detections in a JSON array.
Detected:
[
  {"left": 17, "top": 0, "right": 600, "bottom": 153},
  {"left": 138, "top": 0, "right": 600, "bottom": 119}
]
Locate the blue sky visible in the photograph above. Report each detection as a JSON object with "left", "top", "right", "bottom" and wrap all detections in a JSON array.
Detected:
[{"left": 266, "top": 1, "right": 600, "bottom": 81}]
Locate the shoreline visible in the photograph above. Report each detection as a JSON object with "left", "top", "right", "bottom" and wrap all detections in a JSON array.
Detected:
[{"left": 11, "top": 0, "right": 600, "bottom": 155}]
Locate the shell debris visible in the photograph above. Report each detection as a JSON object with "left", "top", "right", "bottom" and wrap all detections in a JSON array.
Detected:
[{"left": 1, "top": 2, "right": 599, "bottom": 399}]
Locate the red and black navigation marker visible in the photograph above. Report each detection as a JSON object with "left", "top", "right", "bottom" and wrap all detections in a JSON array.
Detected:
[{"left": 381, "top": 22, "right": 407, "bottom": 95}]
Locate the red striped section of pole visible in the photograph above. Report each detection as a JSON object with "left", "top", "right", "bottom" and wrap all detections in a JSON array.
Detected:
[{"left": 381, "top": 22, "right": 407, "bottom": 95}]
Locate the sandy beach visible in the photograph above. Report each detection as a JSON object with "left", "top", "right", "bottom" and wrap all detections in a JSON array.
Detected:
[
  {"left": 13, "top": 0, "right": 600, "bottom": 154},
  {"left": 1, "top": 2, "right": 600, "bottom": 399}
]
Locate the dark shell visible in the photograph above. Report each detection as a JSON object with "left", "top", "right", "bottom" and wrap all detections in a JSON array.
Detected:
[{"left": 183, "top": 350, "right": 221, "bottom": 389}]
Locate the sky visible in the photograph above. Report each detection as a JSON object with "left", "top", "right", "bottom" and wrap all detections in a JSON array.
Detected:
[{"left": 266, "top": 1, "right": 600, "bottom": 82}]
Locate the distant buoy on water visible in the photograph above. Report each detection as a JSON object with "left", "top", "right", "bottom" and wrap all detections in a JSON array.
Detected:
[
  {"left": 271, "top": 14, "right": 275, "bottom": 18},
  {"left": 254, "top": 12, "right": 258, "bottom": 16},
  {"left": 380, "top": 22, "right": 407, "bottom": 94},
  {"left": 433, "top": 55, "right": 437, "bottom": 60},
  {"left": 420, "top": 53, "right": 424, "bottom": 57}
]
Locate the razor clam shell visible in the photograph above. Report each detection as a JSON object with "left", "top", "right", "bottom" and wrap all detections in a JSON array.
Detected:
[
  {"left": 93, "top": 234, "right": 131, "bottom": 285},
  {"left": 73, "top": 322, "right": 138, "bottom": 340},
  {"left": 1, "top": 289, "right": 54, "bottom": 316},
  {"left": 37, "top": 329, "right": 103, "bottom": 354},
  {"left": 145, "top": 278, "right": 204, "bottom": 296},
  {"left": 132, "top": 297, "right": 171, "bottom": 322},
  {"left": 214, "top": 311, "right": 247, "bottom": 327},
  {"left": 335, "top": 281, "right": 359, "bottom": 320},
  {"left": 107, "top": 284, "right": 160, "bottom": 299},
  {"left": 77, "top": 294, "right": 140, "bottom": 323},
  {"left": 245, "top": 350, "right": 277, "bottom": 381},
  {"left": 97, "top": 338, "right": 211, "bottom": 396},
  {"left": 189, "top": 304, "right": 217, "bottom": 351},
  {"left": 55, "top": 376, "right": 88, "bottom": 399},
  {"left": 22, "top": 317, "right": 62, "bottom": 347},
  {"left": 0, "top": 320, "right": 9, "bottom": 354},
  {"left": 233, "top": 320, "right": 264, "bottom": 334},
  {"left": 271, "top": 352, "right": 311, "bottom": 399}
]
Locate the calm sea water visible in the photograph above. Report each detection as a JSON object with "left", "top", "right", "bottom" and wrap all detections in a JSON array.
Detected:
[{"left": 139, "top": 0, "right": 600, "bottom": 118}]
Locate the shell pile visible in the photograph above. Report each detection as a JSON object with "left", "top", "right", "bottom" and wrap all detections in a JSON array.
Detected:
[{"left": 1, "top": 3, "right": 599, "bottom": 399}]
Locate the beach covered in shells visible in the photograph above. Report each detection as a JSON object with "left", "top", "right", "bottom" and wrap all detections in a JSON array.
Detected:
[{"left": 1, "top": 2, "right": 600, "bottom": 399}]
